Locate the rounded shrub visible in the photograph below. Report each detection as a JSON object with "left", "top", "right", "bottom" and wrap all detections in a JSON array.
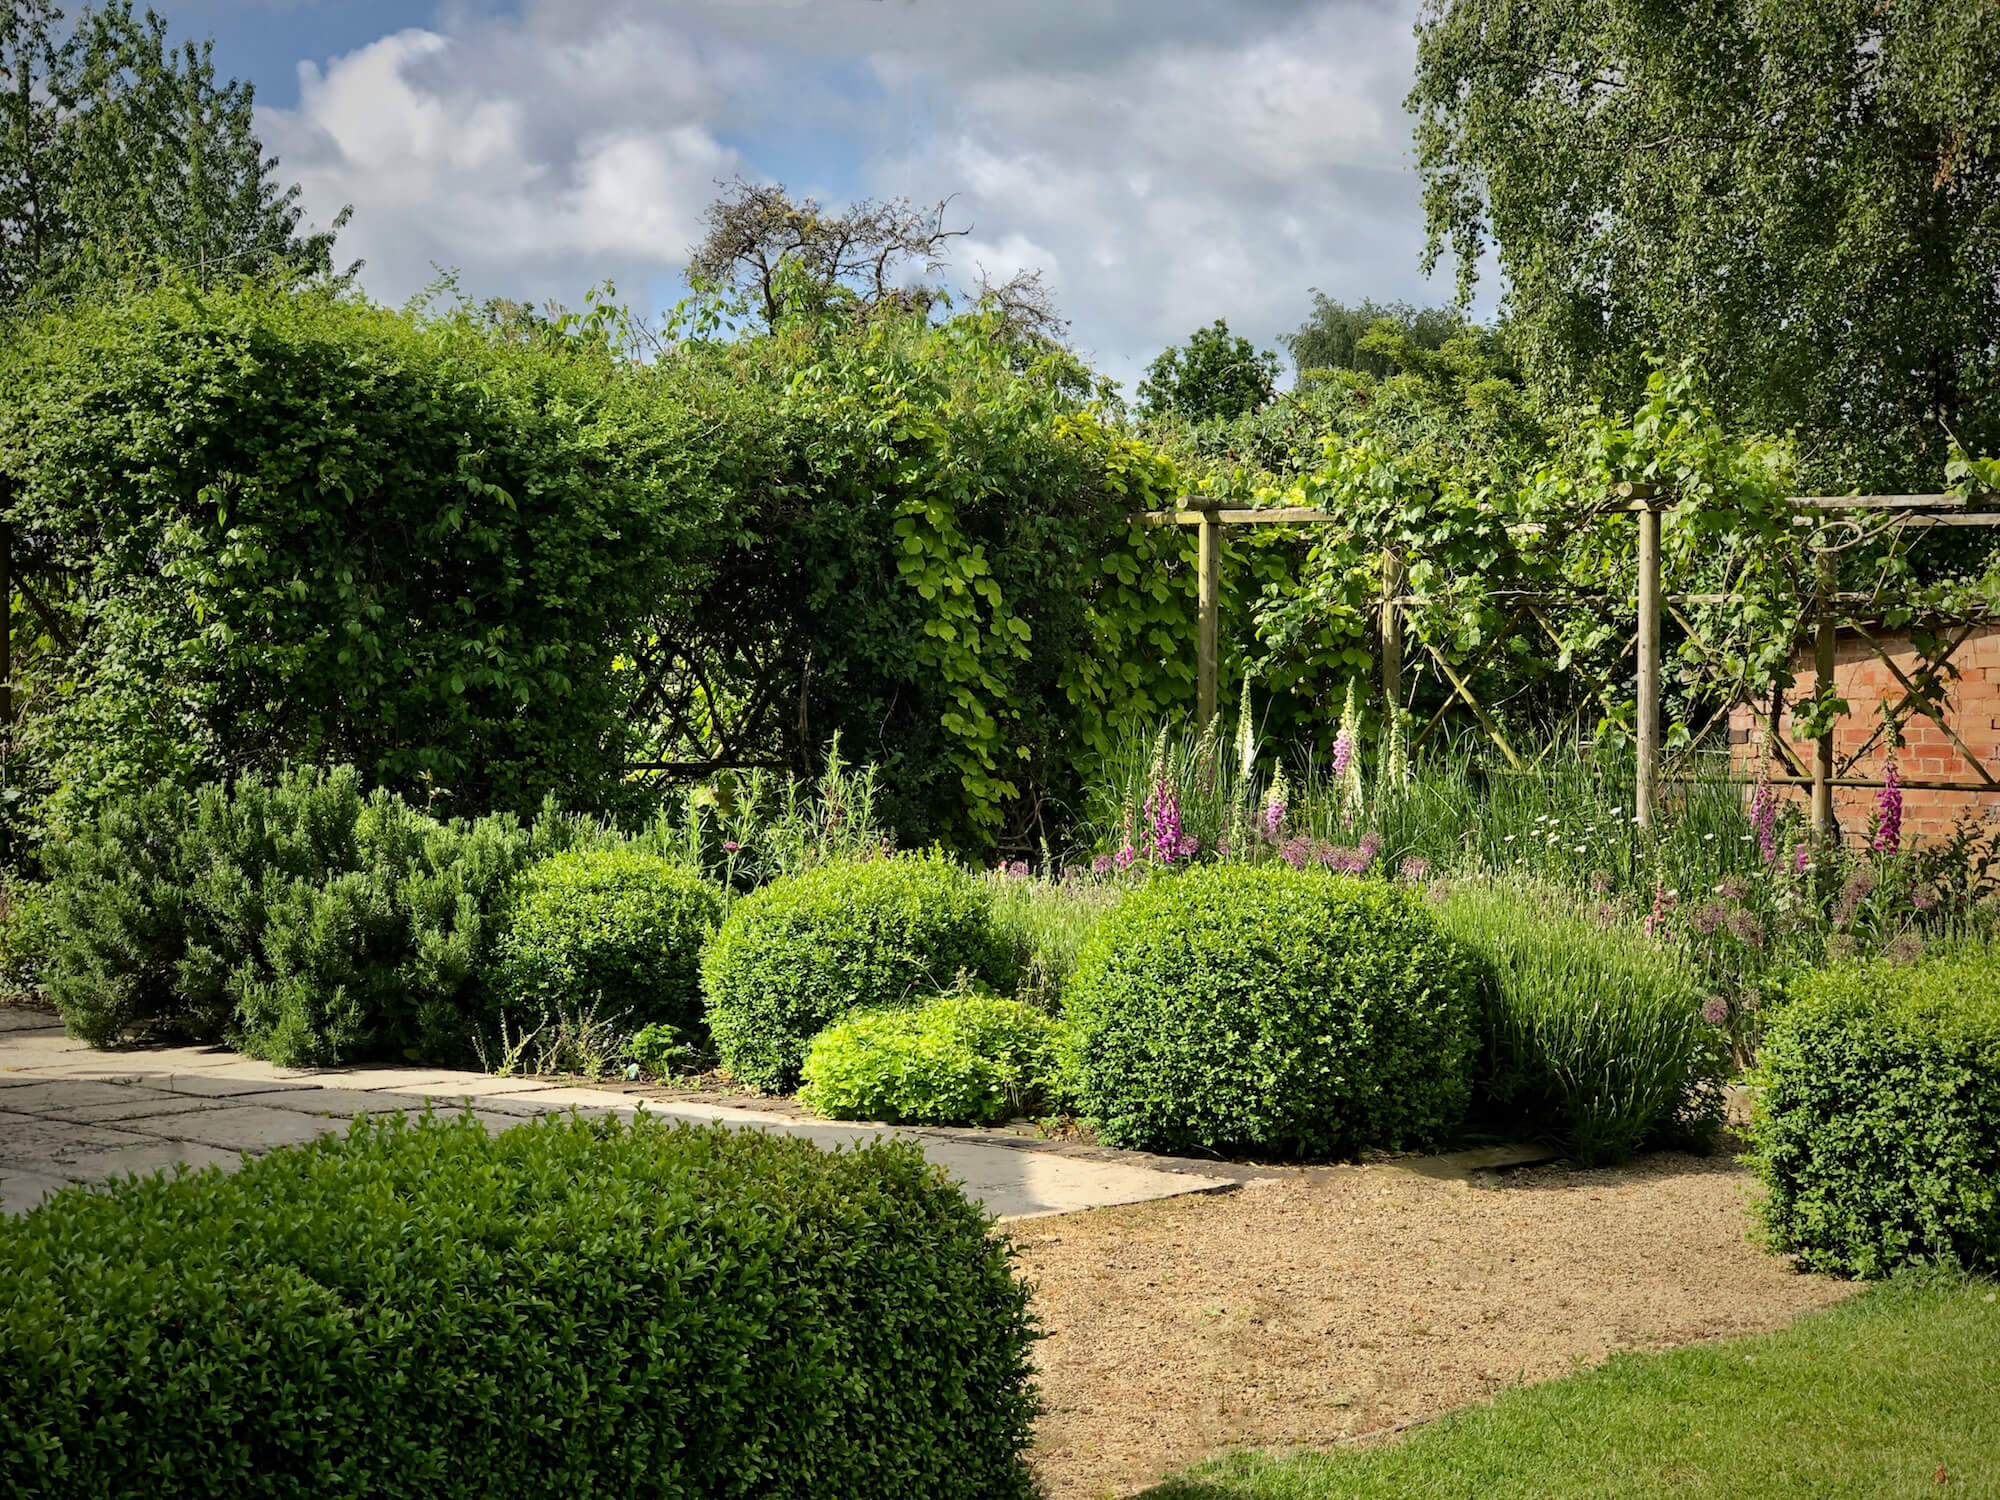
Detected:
[
  {"left": 1062, "top": 864, "right": 1481, "bottom": 1158},
  {"left": 801, "top": 993, "right": 1060, "bottom": 1126},
  {"left": 492, "top": 850, "right": 724, "bottom": 1036},
  {"left": 1749, "top": 952, "right": 2000, "bottom": 1279},
  {"left": 702, "top": 854, "right": 1009, "bottom": 1092},
  {"left": 0, "top": 1113, "right": 1039, "bottom": 1499}
]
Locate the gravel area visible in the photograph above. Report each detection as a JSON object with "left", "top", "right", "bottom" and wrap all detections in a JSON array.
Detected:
[{"left": 1015, "top": 1150, "right": 1854, "bottom": 1500}]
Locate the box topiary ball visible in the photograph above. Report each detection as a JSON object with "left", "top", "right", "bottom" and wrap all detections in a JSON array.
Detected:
[
  {"left": 702, "top": 854, "right": 1009, "bottom": 1092},
  {"left": 491, "top": 849, "right": 725, "bottom": 1036},
  {"left": 1062, "top": 864, "right": 1482, "bottom": 1159}
]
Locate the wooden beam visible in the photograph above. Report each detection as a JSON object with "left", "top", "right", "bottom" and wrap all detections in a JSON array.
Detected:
[
  {"left": 1811, "top": 551, "right": 1838, "bottom": 835},
  {"left": 1380, "top": 550, "right": 1406, "bottom": 715},
  {"left": 1789, "top": 493, "right": 1968, "bottom": 510},
  {"left": 1635, "top": 499, "right": 1663, "bottom": 830},
  {"left": 1196, "top": 505, "right": 1220, "bottom": 728}
]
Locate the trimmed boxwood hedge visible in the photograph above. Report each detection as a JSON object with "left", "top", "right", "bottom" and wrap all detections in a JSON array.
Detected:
[
  {"left": 702, "top": 854, "right": 1009, "bottom": 1091},
  {"left": 800, "top": 993, "right": 1060, "bottom": 1127},
  {"left": 490, "top": 849, "right": 724, "bottom": 1036},
  {"left": 0, "top": 1112, "right": 1039, "bottom": 1499},
  {"left": 1749, "top": 952, "right": 2000, "bottom": 1279},
  {"left": 1062, "top": 864, "right": 1482, "bottom": 1158}
]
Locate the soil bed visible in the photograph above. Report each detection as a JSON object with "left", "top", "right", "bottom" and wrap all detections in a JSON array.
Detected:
[{"left": 1015, "top": 1150, "right": 1852, "bottom": 1500}]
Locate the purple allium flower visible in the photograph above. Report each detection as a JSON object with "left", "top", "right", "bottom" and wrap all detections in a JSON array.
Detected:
[
  {"left": 1174, "top": 833, "right": 1201, "bottom": 861},
  {"left": 1692, "top": 901, "right": 1727, "bottom": 936},
  {"left": 1400, "top": 856, "right": 1432, "bottom": 884},
  {"left": 1874, "top": 757, "right": 1902, "bottom": 854},
  {"left": 1727, "top": 908, "right": 1768, "bottom": 948},
  {"left": 1279, "top": 836, "right": 1314, "bottom": 871},
  {"left": 1716, "top": 877, "right": 1750, "bottom": 902},
  {"left": 1092, "top": 853, "right": 1116, "bottom": 876},
  {"left": 1912, "top": 887, "right": 1936, "bottom": 912},
  {"left": 1702, "top": 996, "right": 1730, "bottom": 1027},
  {"left": 1007, "top": 860, "right": 1031, "bottom": 880}
]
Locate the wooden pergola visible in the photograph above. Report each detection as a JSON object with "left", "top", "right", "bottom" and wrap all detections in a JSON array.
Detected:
[{"left": 1141, "top": 487, "right": 2000, "bottom": 833}]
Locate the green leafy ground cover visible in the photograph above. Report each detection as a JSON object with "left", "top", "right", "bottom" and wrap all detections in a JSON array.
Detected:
[{"left": 1144, "top": 1275, "right": 2000, "bottom": 1500}]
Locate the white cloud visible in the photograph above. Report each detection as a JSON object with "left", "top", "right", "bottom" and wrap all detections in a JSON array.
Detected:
[{"left": 260, "top": 0, "right": 1456, "bottom": 384}]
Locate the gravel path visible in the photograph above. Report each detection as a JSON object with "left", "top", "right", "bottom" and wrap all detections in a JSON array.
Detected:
[{"left": 1016, "top": 1150, "right": 1854, "bottom": 1500}]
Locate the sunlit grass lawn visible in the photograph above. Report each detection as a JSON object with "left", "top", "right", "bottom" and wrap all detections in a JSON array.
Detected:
[{"left": 1141, "top": 1274, "right": 2000, "bottom": 1500}]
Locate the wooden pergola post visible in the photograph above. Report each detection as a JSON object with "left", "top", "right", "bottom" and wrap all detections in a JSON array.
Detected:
[
  {"left": 1381, "top": 549, "right": 1406, "bottom": 716},
  {"left": 1195, "top": 502, "right": 1221, "bottom": 728},
  {"left": 1630, "top": 486, "right": 1664, "bottom": 831},
  {"left": 1811, "top": 548, "right": 1838, "bottom": 835}
]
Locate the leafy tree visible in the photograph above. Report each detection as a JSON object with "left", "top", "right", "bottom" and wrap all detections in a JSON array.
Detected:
[
  {"left": 1136, "top": 319, "right": 1281, "bottom": 424},
  {"left": 1283, "top": 292, "right": 1476, "bottom": 380},
  {"left": 1410, "top": 0, "right": 2000, "bottom": 491},
  {"left": 683, "top": 178, "right": 1066, "bottom": 345},
  {"left": 0, "top": 0, "right": 343, "bottom": 312},
  {"left": 0, "top": 284, "right": 729, "bottom": 838}
]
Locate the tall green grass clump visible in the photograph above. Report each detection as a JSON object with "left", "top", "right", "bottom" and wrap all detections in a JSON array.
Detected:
[
  {"left": 1433, "top": 878, "right": 1726, "bottom": 1164},
  {"left": 986, "top": 872, "right": 1122, "bottom": 1007}
]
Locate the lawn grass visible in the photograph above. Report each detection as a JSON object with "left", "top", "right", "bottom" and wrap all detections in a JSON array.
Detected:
[{"left": 1140, "top": 1274, "right": 2000, "bottom": 1500}]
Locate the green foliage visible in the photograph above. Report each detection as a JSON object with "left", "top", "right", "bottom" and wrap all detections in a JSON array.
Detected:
[
  {"left": 701, "top": 853, "right": 1010, "bottom": 1091},
  {"left": 0, "top": 281, "right": 727, "bottom": 835},
  {"left": 491, "top": 850, "right": 724, "bottom": 1038},
  {"left": 1410, "top": 0, "right": 2000, "bottom": 494},
  {"left": 0, "top": 878, "right": 53, "bottom": 995},
  {"left": 0, "top": 1, "right": 342, "bottom": 314},
  {"left": 801, "top": 992, "right": 1060, "bottom": 1126},
  {"left": 1749, "top": 952, "right": 2000, "bottom": 1278},
  {"left": 649, "top": 307, "right": 1188, "bottom": 850},
  {"left": 1144, "top": 1274, "right": 2000, "bottom": 1499},
  {"left": 986, "top": 871, "right": 1123, "bottom": 1009},
  {"left": 0, "top": 1112, "right": 1040, "bottom": 1500},
  {"left": 1137, "top": 318, "right": 1281, "bottom": 424},
  {"left": 1282, "top": 293, "right": 1480, "bottom": 382},
  {"left": 40, "top": 767, "right": 589, "bottom": 1066},
  {"left": 628, "top": 1020, "right": 699, "bottom": 1080},
  {"left": 1062, "top": 865, "right": 1481, "bottom": 1158},
  {"left": 1432, "top": 878, "right": 1726, "bottom": 1164}
]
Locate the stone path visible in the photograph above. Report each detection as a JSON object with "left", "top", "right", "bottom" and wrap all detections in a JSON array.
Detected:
[{"left": 0, "top": 1007, "right": 1233, "bottom": 1221}]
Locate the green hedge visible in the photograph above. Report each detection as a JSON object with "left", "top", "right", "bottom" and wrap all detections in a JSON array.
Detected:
[
  {"left": 1749, "top": 952, "right": 2000, "bottom": 1278},
  {"left": 1062, "top": 865, "right": 1482, "bottom": 1158},
  {"left": 491, "top": 850, "right": 723, "bottom": 1037},
  {"left": 0, "top": 1112, "right": 1040, "bottom": 1499},
  {"left": 801, "top": 993, "right": 1060, "bottom": 1126},
  {"left": 702, "top": 854, "right": 1010, "bottom": 1091},
  {"left": 42, "top": 768, "right": 593, "bottom": 1066},
  {"left": 0, "top": 283, "right": 736, "bottom": 833},
  {"left": 1432, "top": 879, "right": 1726, "bottom": 1165}
]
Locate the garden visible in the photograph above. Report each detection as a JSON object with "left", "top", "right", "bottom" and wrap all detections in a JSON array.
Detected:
[{"left": 3, "top": 0, "right": 2000, "bottom": 1495}]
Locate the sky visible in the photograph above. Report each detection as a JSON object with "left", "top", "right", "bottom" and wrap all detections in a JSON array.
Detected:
[{"left": 180, "top": 0, "right": 1474, "bottom": 393}]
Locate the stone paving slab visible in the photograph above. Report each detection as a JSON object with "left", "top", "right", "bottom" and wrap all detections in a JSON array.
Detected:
[{"left": 0, "top": 1009, "right": 1235, "bottom": 1221}]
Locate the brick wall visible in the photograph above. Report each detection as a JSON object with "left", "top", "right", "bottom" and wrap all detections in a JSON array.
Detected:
[{"left": 1727, "top": 623, "right": 2000, "bottom": 844}]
